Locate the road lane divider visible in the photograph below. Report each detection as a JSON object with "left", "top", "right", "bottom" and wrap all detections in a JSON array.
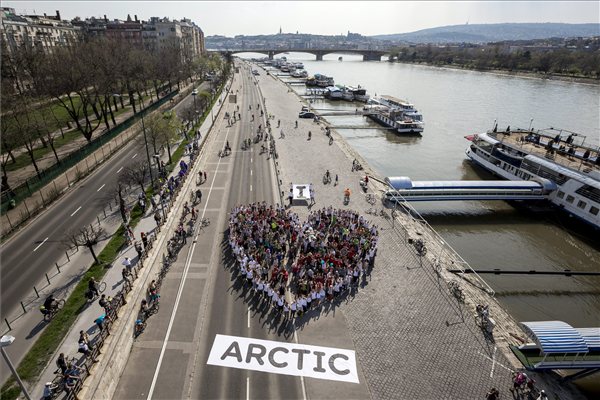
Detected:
[
  {"left": 33, "top": 237, "right": 48, "bottom": 252},
  {"left": 97, "top": 184, "right": 105, "bottom": 192},
  {"left": 70, "top": 206, "right": 82, "bottom": 217}
]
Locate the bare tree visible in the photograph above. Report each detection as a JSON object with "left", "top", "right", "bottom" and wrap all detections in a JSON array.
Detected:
[
  {"left": 67, "top": 224, "right": 105, "bottom": 264},
  {"left": 122, "top": 160, "right": 148, "bottom": 195}
]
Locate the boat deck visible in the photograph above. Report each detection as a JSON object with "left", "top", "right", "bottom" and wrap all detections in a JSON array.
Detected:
[{"left": 490, "top": 130, "right": 599, "bottom": 175}]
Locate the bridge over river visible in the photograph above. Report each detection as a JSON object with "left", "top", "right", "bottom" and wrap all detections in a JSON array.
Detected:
[{"left": 210, "top": 47, "right": 392, "bottom": 61}]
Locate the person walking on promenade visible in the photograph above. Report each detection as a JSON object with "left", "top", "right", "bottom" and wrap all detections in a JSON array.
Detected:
[
  {"left": 308, "top": 131, "right": 312, "bottom": 141},
  {"left": 79, "top": 330, "right": 93, "bottom": 351},
  {"left": 134, "top": 241, "right": 143, "bottom": 260},
  {"left": 334, "top": 174, "right": 339, "bottom": 186},
  {"left": 122, "top": 256, "right": 132, "bottom": 272},
  {"left": 485, "top": 387, "right": 499, "bottom": 400},
  {"left": 56, "top": 353, "right": 68, "bottom": 374},
  {"left": 141, "top": 232, "right": 149, "bottom": 251}
]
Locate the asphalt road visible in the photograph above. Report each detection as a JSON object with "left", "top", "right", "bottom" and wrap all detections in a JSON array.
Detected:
[
  {"left": 0, "top": 83, "right": 208, "bottom": 321},
  {"left": 114, "top": 62, "right": 304, "bottom": 399}
]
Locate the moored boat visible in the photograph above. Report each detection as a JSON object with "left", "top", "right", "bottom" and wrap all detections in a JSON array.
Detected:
[
  {"left": 465, "top": 127, "right": 600, "bottom": 229},
  {"left": 365, "top": 95, "right": 424, "bottom": 134}
]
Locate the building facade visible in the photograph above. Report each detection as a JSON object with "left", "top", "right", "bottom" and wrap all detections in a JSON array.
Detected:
[
  {"left": 1, "top": 7, "right": 205, "bottom": 58},
  {"left": 1, "top": 7, "right": 80, "bottom": 53}
]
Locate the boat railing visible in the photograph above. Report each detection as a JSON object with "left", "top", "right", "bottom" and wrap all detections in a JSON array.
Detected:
[
  {"left": 490, "top": 131, "right": 599, "bottom": 175},
  {"left": 386, "top": 191, "right": 496, "bottom": 297}
]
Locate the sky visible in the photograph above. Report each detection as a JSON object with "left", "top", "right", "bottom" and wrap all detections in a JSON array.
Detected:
[{"left": 4, "top": 1, "right": 599, "bottom": 37}]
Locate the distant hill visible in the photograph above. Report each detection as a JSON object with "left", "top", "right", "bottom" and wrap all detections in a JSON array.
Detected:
[{"left": 372, "top": 23, "right": 600, "bottom": 44}]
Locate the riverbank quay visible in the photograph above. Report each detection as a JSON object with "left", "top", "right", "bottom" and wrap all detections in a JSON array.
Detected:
[{"left": 250, "top": 60, "right": 586, "bottom": 399}]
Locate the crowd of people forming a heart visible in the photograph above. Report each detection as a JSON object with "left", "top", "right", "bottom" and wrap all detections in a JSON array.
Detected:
[{"left": 228, "top": 202, "right": 379, "bottom": 316}]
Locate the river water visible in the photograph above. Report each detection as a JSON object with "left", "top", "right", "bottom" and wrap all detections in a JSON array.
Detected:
[{"left": 241, "top": 52, "right": 600, "bottom": 392}]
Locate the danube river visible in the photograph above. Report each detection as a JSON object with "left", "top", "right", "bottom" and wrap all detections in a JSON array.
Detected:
[{"left": 242, "top": 52, "right": 600, "bottom": 390}]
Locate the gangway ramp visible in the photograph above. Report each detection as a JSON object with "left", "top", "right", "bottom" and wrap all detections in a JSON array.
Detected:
[{"left": 384, "top": 176, "right": 557, "bottom": 202}]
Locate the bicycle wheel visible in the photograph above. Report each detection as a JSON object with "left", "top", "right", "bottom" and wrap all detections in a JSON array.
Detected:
[
  {"left": 99, "top": 281, "right": 107, "bottom": 293},
  {"left": 43, "top": 311, "right": 52, "bottom": 322},
  {"left": 56, "top": 299, "right": 66, "bottom": 310}
]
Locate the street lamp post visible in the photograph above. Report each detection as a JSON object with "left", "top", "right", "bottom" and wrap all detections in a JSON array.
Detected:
[
  {"left": 138, "top": 98, "right": 155, "bottom": 188},
  {"left": 1, "top": 335, "right": 32, "bottom": 400}
]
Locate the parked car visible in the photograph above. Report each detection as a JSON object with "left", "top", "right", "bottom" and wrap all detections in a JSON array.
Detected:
[
  {"left": 252, "top": 70, "right": 260, "bottom": 76},
  {"left": 192, "top": 89, "right": 198, "bottom": 95},
  {"left": 299, "top": 111, "right": 315, "bottom": 119}
]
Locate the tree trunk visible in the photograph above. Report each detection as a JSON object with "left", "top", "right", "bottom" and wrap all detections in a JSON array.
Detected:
[
  {"left": 167, "top": 142, "right": 172, "bottom": 164},
  {"left": 88, "top": 244, "right": 99, "bottom": 264},
  {"left": 25, "top": 143, "right": 41, "bottom": 179},
  {"left": 128, "top": 89, "right": 137, "bottom": 113},
  {"left": 49, "top": 139, "right": 60, "bottom": 165},
  {"left": 1, "top": 138, "right": 16, "bottom": 163},
  {"left": 109, "top": 104, "right": 116, "bottom": 126},
  {"left": 102, "top": 107, "right": 111, "bottom": 131},
  {"left": 91, "top": 102, "right": 102, "bottom": 121}
]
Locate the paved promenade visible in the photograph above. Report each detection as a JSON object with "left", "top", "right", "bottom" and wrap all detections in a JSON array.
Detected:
[{"left": 252, "top": 61, "right": 584, "bottom": 399}]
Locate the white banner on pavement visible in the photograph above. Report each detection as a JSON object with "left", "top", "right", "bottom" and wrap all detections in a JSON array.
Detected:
[{"left": 207, "top": 334, "right": 359, "bottom": 384}]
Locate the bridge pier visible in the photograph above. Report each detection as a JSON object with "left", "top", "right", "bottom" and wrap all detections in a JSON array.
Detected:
[
  {"left": 268, "top": 51, "right": 274, "bottom": 60},
  {"left": 315, "top": 53, "right": 323, "bottom": 61}
]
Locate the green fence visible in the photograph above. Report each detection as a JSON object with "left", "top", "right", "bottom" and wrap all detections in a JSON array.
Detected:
[{"left": 1, "top": 91, "right": 179, "bottom": 214}]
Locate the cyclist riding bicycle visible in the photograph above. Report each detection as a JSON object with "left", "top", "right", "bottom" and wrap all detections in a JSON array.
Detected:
[
  {"left": 40, "top": 294, "right": 57, "bottom": 315},
  {"left": 325, "top": 170, "right": 330, "bottom": 181},
  {"left": 88, "top": 278, "right": 99, "bottom": 297}
]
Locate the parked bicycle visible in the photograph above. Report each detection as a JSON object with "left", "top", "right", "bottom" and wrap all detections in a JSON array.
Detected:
[
  {"left": 413, "top": 239, "right": 427, "bottom": 256},
  {"left": 365, "top": 193, "right": 376, "bottom": 205},
  {"left": 448, "top": 281, "right": 465, "bottom": 303}
]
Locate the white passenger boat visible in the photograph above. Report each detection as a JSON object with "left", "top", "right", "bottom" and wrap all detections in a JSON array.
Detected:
[
  {"left": 465, "top": 127, "right": 600, "bottom": 229},
  {"left": 347, "top": 86, "right": 370, "bottom": 102},
  {"left": 365, "top": 95, "right": 424, "bottom": 134}
]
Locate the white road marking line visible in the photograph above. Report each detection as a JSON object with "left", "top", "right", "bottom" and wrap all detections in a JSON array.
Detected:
[
  {"left": 250, "top": 169, "right": 253, "bottom": 176},
  {"left": 70, "top": 206, "right": 82, "bottom": 217},
  {"left": 116, "top": 166, "right": 123, "bottom": 174},
  {"left": 250, "top": 157, "right": 253, "bottom": 163},
  {"left": 250, "top": 184, "right": 253, "bottom": 192},
  {"left": 247, "top": 308, "right": 251, "bottom": 328},
  {"left": 246, "top": 377, "right": 250, "bottom": 400},
  {"left": 478, "top": 351, "right": 513, "bottom": 373},
  {"left": 147, "top": 122, "right": 232, "bottom": 400},
  {"left": 490, "top": 346, "right": 497, "bottom": 378},
  {"left": 33, "top": 237, "right": 48, "bottom": 252},
  {"left": 132, "top": 153, "right": 138, "bottom": 159},
  {"left": 293, "top": 330, "right": 308, "bottom": 400},
  {"left": 97, "top": 184, "right": 105, "bottom": 192}
]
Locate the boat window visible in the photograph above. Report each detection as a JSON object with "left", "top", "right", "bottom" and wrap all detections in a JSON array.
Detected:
[
  {"left": 577, "top": 200, "right": 587, "bottom": 209},
  {"left": 557, "top": 191, "right": 565, "bottom": 199},
  {"left": 590, "top": 206, "right": 599, "bottom": 216},
  {"left": 566, "top": 195, "right": 575, "bottom": 203}
]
